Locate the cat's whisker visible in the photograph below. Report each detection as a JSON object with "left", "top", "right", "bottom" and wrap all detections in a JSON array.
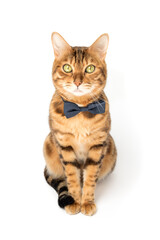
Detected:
[
  {"left": 88, "top": 93, "right": 102, "bottom": 113},
  {"left": 89, "top": 92, "right": 105, "bottom": 112},
  {"left": 91, "top": 91, "right": 104, "bottom": 104}
]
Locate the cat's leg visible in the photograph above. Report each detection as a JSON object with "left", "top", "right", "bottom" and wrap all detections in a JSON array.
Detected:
[
  {"left": 58, "top": 145, "right": 81, "bottom": 215},
  {"left": 43, "top": 133, "right": 74, "bottom": 208},
  {"left": 81, "top": 134, "right": 117, "bottom": 216}
]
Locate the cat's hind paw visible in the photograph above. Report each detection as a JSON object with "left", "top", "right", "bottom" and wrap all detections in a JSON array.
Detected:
[{"left": 81, "top": 203, "right": 97, "bottom": 216}]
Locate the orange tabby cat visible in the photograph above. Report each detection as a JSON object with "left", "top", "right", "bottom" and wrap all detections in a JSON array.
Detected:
[{"left": 43, "top": 32, "right": 117, "bottom": 216}]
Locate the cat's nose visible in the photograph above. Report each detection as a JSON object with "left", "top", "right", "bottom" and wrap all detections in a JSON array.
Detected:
[{"left": 74, "top": 79, "right": 82, "bottom": 87}]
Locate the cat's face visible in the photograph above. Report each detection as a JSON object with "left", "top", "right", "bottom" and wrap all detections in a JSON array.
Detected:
[{"left": 51, "top": 33, "right": 109, "bottom": 103}]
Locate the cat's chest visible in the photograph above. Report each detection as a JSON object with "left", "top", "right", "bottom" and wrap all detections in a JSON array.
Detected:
[
  {"left": 58, "top": 116, "right": 92, "bottom": 161},
  {"left": 68, "top": 118, "right": 95, "bottom": 162},
  {"left": 54, "top": 112, "right": 106, "bottom": 162},
  {"left": 74, "top": 141, "right": 88, "bottom": 163}
]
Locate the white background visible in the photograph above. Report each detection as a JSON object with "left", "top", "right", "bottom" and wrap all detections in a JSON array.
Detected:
[{"left": 0, "top": 0, "right": 160, "bottom": 239}]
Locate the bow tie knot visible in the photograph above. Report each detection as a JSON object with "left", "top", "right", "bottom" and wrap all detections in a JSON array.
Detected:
[{"left": 62, "top": 98, "right": 105, "bottom": 118}]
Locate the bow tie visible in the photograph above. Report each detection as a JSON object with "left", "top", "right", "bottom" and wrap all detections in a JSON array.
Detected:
[{"left": 62, "top": 98, "right": 105, "bottom": 118}]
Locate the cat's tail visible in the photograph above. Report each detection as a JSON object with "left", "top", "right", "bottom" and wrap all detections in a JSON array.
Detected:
[{"left": 44, "top": 167, "right": 74, "bottom": 208}]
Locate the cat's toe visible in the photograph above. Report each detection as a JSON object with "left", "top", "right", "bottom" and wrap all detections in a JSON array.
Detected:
[
  {"left": 65, "top": 202, "right": 81, "bottom": 215},
  {"left": 81, "top": 203, "right": 97, "bottom": 216}
]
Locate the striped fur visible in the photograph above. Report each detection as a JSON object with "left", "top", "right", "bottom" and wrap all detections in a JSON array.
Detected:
[{"left": 44, "top": 167, "right": 74, "bottom": 208}]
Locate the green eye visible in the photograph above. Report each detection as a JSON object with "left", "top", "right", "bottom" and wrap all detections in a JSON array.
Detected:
[
  {"left": 85, "top": 65, "right": 95, "bottom": 73},
  {"left": 63, "top": 64, "right": 72, "bottom": 73}
]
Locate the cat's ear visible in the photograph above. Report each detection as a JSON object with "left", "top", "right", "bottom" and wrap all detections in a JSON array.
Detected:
[
  {"left": 88, "top": 34, "right": 109, "bottom": 60},
  {"left": 51, "top": 32, "right": 71, "bottom": 58}
]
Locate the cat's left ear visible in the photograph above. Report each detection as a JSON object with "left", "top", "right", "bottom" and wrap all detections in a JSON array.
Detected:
[
  {"left": 51, "top": 32, "right": 71, "bottom": 58},
  {"left": 88, "top": 34, "right": 109, "bottom": 60}
]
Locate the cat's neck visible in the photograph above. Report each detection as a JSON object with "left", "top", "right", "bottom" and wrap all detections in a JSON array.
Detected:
[{"left": 55, "top": 90, "right": 106, "bottom": 106}]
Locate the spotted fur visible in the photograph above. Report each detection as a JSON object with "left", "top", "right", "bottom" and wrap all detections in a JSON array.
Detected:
[{"left": 43, "top": 33, "right": 117, "bottom": 216}]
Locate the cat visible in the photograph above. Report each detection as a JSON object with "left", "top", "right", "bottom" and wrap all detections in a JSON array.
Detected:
[{"left": 43, "top": 32, "right": 117, "bottom": 216}]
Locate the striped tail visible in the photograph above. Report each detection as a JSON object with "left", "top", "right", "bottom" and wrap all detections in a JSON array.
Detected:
[{"left": 44, "top": 167, "right": 74, "bottom": 208}]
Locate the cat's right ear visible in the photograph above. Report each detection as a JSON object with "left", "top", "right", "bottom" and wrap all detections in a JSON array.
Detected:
[
  {"left": 51, "top": 32, "right": 71, "bottom": 58},
  {"left": 88, "top": 33, "right": 109, "bottom": 60}
]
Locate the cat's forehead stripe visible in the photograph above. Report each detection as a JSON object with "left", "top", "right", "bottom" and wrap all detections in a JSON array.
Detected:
[
  {"left": 72, "top": 47, "right": 88, "bottom": 64},
  {"left": 62, "top": 47, "right": 94, "bottom": 66}
]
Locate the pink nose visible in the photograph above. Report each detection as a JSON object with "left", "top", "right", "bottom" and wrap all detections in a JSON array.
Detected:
[{"left": 74, "top": 80, "right": 82, "bottom": 87}]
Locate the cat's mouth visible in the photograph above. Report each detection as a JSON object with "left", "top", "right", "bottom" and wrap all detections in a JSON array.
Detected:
[
  {"left": 72, "top": 89, "right": 85, "bottom": 96},
  {"left": 63, "top": 86, "right": 88, "bottom": 96},
  {"left": 74, "top": 89, "right": 83, "bottom": 93},
  {"left": 63, "top": 84, "right": 94, "bottom": 96}
]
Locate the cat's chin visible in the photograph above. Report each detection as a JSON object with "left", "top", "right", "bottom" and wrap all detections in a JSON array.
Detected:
[
  {"left": 64, "top": 87, "right": 94, "bottom": 97},
  {"left": 64, "top": 89, "right": 89, "bottom": 96},
  {"left": 71, "top": 91, "right": 86, "bottom": 96}
]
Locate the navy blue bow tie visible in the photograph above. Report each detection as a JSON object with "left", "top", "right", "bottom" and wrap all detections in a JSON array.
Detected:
[{"left": 62, "top": 98, "right": 105, "bottom": 118}]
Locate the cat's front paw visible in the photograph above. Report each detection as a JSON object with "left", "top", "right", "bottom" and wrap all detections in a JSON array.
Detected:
[
  {"left": 81, "top": 203, "right": 97, "bottom": 216},
  {"left": 65, "top": 202, "right": 81, "bottom": 215}
]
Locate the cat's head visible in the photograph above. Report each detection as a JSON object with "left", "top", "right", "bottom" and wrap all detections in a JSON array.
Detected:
[{"left": 51, "top": 32, "right": 109, "bottom": 104}]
